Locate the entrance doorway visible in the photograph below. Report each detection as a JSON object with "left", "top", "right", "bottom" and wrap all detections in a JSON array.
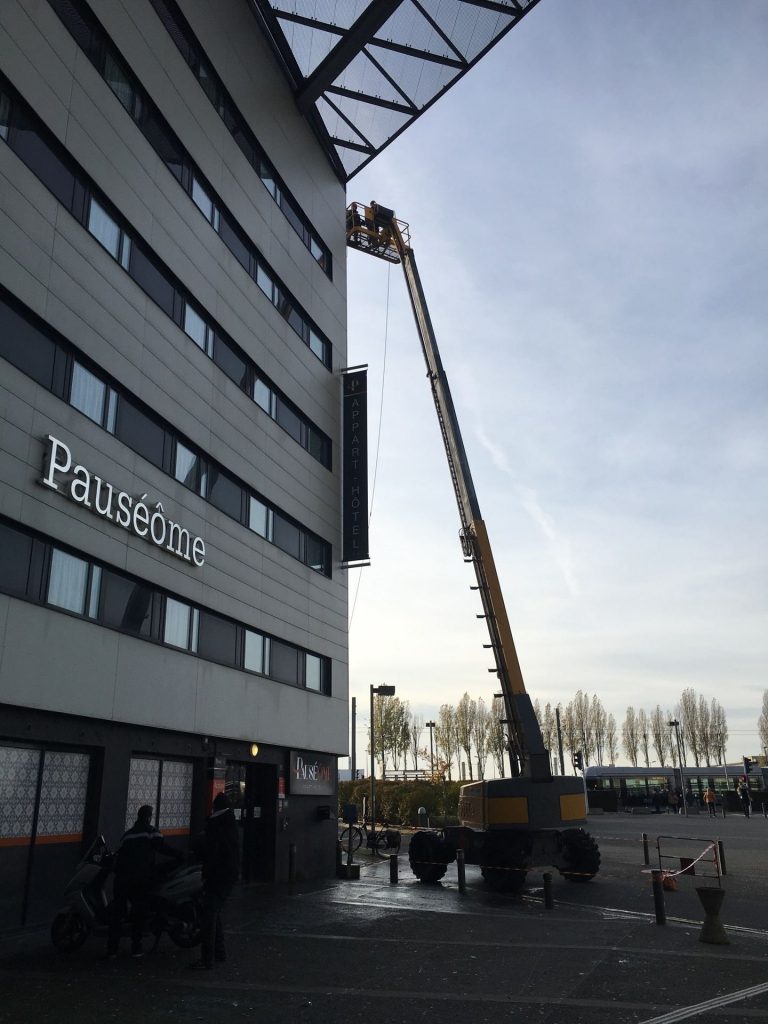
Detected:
[{"left": 225, "top": 762, "right": 277, "bottom": 883}]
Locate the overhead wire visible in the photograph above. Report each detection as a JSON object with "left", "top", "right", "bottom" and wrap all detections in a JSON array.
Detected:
[{"left": 348, "top": 261, "right": 391, "bottom": 630}]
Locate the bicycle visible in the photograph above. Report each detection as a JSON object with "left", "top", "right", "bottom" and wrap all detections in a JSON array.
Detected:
[{"left": 338, "top": 818, "right": 401, "bottom": 858}]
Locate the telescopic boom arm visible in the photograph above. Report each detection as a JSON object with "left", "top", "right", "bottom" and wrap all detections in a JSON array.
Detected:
[{"left": 347, "top": 202, "right": 551, "bottom": 780}]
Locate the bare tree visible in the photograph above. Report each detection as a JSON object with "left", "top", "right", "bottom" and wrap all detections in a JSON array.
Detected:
[
  {"left": 455, "top": 692, "right": 477, "bottom": 780},
  {"left": 697, "top": 695, "right": 712, "bottom": 766},
  {"left": 572, "top": 691, "right": 594, "bottom": 765},
  {"left": 562, "top": 701, "right": 579, "bottom": 770},
  {"left": 679, "top": 689, "right": 700, "bottom": 767},
  {"left": 542, "top": 703, "right": 558, "bottom": 772},
  {"left": 409, "top": 713, "right": 423, "bottom": 772},
  {"left": 591, "top": 696, "right": 608, "bottom": 765},
  {"left": 759, "top": 692, "right": 768, "bottom": 759},
  {"left": 435, "top": 704, "right": 456, "bottom": 780},
  {"left": 622, "top": 707, "right": 640, "bottom": 767},
  {"left": 711, "top": 698, "right": 728, "bottom": 764},
  {"left": 472, "top": 698, "right": 491, "bottom": 780},
  {"left": 606, "top": 714, "right": 619, "bottom": 764},
  {"left": 488, "top": 695, "right": 506, "bottom": 778},
  {"left": 667, "top": 712, "right": 680, "bottom": 767},
  {"left": 637, "top": 709, "right": 651, "bottom": 767},
  {"left": 650, "top": 706, "right": 670, "bottom": 767}
]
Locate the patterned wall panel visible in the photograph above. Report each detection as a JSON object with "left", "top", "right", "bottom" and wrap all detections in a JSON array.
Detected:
[
  {"left": 0, "top": 746, "right": 40, "bottom": 840},
  {"left": 37, "top": 752, "right": 90, "bottom": 838},
  {"left": 125, "top": 758, "right": 160, "bottom": 829},
  {"left": 159, "top": 761, "right": 193, "bottom": 832}
]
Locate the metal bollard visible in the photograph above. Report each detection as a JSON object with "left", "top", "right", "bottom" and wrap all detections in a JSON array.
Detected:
[
  {"left": 642, "top": 832, "right": 650, "bottom": 866},
  {"left": 543, "top": 872, "right": 554, "bottom": 910},
  {"left": 651, "top": 869, "right": 666, "bottom": 926},
  {"left": 717, "top": 840, "right": 727, "bottom": 877},
  {"left": 456, "top": 848, "right": 466, "bottom": 893},
  {"left": 389, "top": 853, "right": 398, "bottom": 884},
  {"left": 288, "top": 843, "right": 297, "bottom": 883}
]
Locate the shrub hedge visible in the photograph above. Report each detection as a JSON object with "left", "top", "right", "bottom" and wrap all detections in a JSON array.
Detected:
[{"left": 337, "top": 779, "right": 462, "bottom": 826}]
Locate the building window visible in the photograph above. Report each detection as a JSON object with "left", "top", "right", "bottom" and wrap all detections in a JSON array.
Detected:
[
  {"left": 271, "top": 641, "right": 298, "bottom": 685},
  {"left": 0, "top": 520, "right": 33, "bottom": 597},
  {"left": 103, "top": 51, "right": 142, "bottom": 120},
  {"left": 305, "top": 654, "right": 324, "bottom": 693},
  {"left": 174, "top": 441, "right": 205, "bottom": 496},
  {"left": 87, "top": 197, "right": 131, "bottom": 269},
  {"left": 163, "top": 597, "right": 198, "bottom": 652},
  {"left": 0, "top": 89, "right": 10, "bottom": 140},
  {"left": 70, "top": 361, "right": 118, "bottom": 431},
  {"left": 244, "top": 630, "right": 269, "bottom": 674},
  {"left": 197, "top": 611, "right": 238, "bottom": 665},
  {"left": 99, "top": 571, "right": 153, "bottom": 636},
  {"left": 191, "top": 176, "right": 219, "bottom": 230},
  {"left": 256, "top": 264, "right": 274, "bottom": 303},
  {"left": 248, "top": 497, "right": 272, "bottom": 540},
  {"left": 47, "top": 548, "right": 94, "bottom": 615},
  {"left": 183, "top": 303, "right": 214, "bottom": 356},
  {"left": 253, "top": 378, "right": 273, "bottom": 417}
]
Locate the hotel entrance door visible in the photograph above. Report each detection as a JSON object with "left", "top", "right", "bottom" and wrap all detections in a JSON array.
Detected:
[{"left": 225, "top": 761, "right": 277, "bottom": 883}]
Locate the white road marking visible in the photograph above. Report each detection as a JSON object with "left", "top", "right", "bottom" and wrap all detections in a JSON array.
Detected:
[{"left": 637, "top": 980, "right": 768, "bottom": 1023}]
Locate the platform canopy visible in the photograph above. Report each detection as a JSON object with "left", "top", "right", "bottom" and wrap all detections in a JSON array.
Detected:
[{"left": 247, "top": 0, "right": 542, "bottom": 181}]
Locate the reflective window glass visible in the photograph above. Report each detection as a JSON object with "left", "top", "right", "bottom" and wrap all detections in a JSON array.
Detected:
[
  {"left": 207, "top": 468, "right": 242, "bottom": 521},
  {"left": 183, "top": 303, "right": 212, "bottom": 355},
  {"left": 0, "top": 90, "right": 10, "bottom": 141},
  {"left": 164, "top": 597, "right": 193, "bottom": 650},
  {"left": 197, "top": 611, "right": 237, "bottom": 665},
  {"left": 305, "top": 654, "right": 323, "bottom": 692},
  {"left": 256, "top": 265, "right": 273, "bottom": 301},
  {"left": 191, "top": 177, "right": 214, "bottom": 223},
  {"left": 104, "top": 52, "right": 141, "bottom": 119},
  {"left": 253, "top": 379, "right": 272, "bottom": 416},
  {"left": 273, "top": 516, "right": 301, "bottom": 561},
  {"left": 244, "top": 630, "right": 266, "bottom": 674},
  {"left": 0, "top": 520, "right": 32, "bottom": 597},
  {"left": 70, "top": 362, "right": 106, "bottom": 425},
  {"left": 305, "top": 534, "right": 327, "bottom": 574},
  {"left": 88, "top": 198, "right": 120, "bottom": 259},
  {"left": 249, "top": 497, "right": 271, "bottom": 539},
  {"left": 309, "top": 329, "right": 325, "bottom": 362},
  {"left": 271, "top": 641, "right": 298, "bottom": 685},
  {"left": 100, "top": 571, "right": 153, "bottom": 635},
  {"left": 174, "top": 442, "right": 201, "bottom": 493},
  {"left": 48, "top": 549, "right": 88, "bottom": 614}
]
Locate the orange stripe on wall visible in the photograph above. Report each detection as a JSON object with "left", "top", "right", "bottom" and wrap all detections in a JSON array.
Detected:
[
  {"left": 35, "top": 833, "right": 83, "bottom": 845},
  {"left": 0, "top": 833, "right": 83, "bottom": 847},
  {"left": 162, "top": 828, "right": 191, "bottom": 837}
]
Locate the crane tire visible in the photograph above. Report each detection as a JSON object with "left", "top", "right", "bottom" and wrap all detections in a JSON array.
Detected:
[
  {"left": 409, "top": 831, "right": 448, "bottom": 884},
  {"left": 558, "top": 828, "right": 600, "bottom": 882}
]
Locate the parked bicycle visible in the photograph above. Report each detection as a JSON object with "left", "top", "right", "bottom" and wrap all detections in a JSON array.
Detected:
[{"left": 339, "top": 818, "right": 401, "bottom": 857}]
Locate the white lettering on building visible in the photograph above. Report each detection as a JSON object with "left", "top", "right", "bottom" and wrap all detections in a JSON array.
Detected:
[{"left": 41, "top": 434, "right": 206, "bottom": 567}]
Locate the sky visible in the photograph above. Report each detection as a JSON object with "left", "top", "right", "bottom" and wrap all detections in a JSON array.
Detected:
[{"left": 342, "top": 0, "right": 768, "bottom": 771}]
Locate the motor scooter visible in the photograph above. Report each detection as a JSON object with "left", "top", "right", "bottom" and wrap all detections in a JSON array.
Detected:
[{"left": 51, "top": 835, "right": 203, "bottom": 952}]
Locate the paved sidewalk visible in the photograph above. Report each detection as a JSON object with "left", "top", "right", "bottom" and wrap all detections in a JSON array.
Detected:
[{"left": 1, "top": 847, "right": 767, "bottom": 1024}]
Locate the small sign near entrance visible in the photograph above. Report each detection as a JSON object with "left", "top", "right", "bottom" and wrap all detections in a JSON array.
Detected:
[{"left": 289, "top": 751, "right": 335, "bottom": 795}]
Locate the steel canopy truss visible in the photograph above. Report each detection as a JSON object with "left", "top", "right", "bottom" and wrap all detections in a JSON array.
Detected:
[{"left": 247, "top": 0, "right": 542, "bottom": 181}]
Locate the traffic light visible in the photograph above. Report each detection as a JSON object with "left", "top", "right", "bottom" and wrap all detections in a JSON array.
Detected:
[
  {"left": 572, "top": 751, "right": 584, "bottom": 771},
  {"left": 743, "top": 756, "right": 753, "bottom": 775}
]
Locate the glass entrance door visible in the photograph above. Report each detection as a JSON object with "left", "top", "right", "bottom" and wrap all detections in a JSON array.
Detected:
[{"left": 225, "top": 761, "right": 277, "bottom": 883}]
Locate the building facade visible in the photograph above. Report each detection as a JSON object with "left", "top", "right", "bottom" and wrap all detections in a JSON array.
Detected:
[{"left": 0, "top": 0, "right": 348, "bottom": 926}]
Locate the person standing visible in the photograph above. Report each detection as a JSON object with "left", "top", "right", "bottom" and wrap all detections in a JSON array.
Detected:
[
  {"left": 190, "top": 792, "right": 239, "bottom": 970},
  {"left": 107, "top": 804, "right": 181, "bottom": 959},
  {"left": 738, "top": 780, "right": 752, "bottom": 818},
  {"left": 703, "top": 786, "right": 717, "bottom": 817}
]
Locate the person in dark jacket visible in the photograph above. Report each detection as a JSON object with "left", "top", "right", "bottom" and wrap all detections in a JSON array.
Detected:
[
  {"left": 107, "top": 804, "right": 181, "bottom": 958},
  {"left": 189, "top": 792, "right": 239, "bottom": 970}
]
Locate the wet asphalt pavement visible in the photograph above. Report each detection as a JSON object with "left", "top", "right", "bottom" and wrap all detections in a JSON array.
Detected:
[{"left": 1, "top": 813, "right": 767, "bottom": 1024}]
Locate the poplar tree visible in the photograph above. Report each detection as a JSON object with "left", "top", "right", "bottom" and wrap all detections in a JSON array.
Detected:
[
  {"left": 622, "top": 707, "right": 640, "bottom": 767},
  {"left": 455, "top": 692, "right": 477, "bottom": 780}
]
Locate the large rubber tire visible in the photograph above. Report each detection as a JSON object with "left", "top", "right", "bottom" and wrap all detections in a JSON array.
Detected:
[
  {"left": 168, "top": 899, "right": 202, "bottom": 948},
  {"left": 339, "top": 826, "right": 363, "bottom": 853},
  {"left": 558, "top": 828, "right": 600, "bottom": 882},
  {"left": 51, "top": 910, "right": 90, "bottom": 952},
  {"left": 409, "top": 831, "right": 448, "bottom": 884}
]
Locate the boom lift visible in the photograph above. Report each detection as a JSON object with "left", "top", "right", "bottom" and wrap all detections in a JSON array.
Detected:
[{"left": 346, "top": 202, "right": 600, "bottom": 890}]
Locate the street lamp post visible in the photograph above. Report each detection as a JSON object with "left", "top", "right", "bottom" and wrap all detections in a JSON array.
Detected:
[
  {"left": 426, "top": 720, "right": 436, "bottom": 778},
  {"left": 370, "top": 684, "right": 395, "bottom": 828},
  {"left": 669, "top": 719, "right": 687, "bottom": 817}
]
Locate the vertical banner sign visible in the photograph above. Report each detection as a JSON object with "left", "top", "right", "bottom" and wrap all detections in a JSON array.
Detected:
[{"left": 342, "top": 368, "right": 369, "bottom": 564}]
